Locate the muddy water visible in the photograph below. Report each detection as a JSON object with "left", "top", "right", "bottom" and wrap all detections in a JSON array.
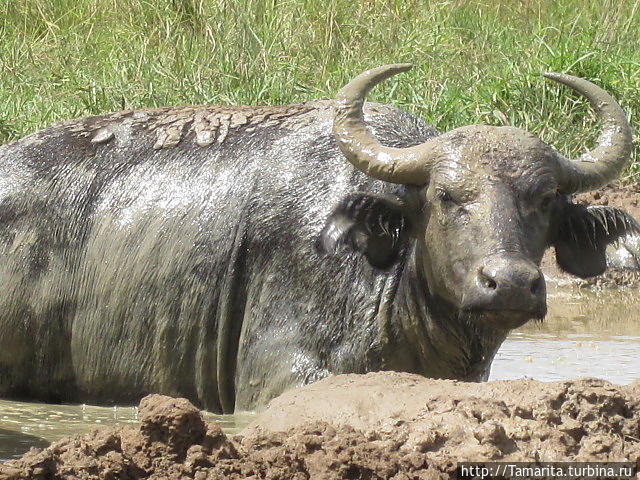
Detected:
[
  {"left": 490, "top": 286, "right": 640, "bottom": 383},
  {"left": 1, "top": 286, "right": 639, "bottom": 461},
  {"left": 0, "top": 399, "right": 254, "bottom": 461}
]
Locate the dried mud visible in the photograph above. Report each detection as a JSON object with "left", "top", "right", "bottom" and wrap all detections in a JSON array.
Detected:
[
  {"left": 2, "top": 372, "right": 639, "bottom": 479},
  {"left": 574, "top": 182, "right": 640, "bottom": 220}
]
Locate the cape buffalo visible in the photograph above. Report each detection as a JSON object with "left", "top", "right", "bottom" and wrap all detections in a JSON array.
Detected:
[{"left": 0, "top": 64, "right": 637, "bottom": 412}]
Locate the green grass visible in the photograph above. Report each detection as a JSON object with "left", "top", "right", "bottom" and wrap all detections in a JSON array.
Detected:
[{"left": 1, "top": 0, "right": 640, "bottom": 178}]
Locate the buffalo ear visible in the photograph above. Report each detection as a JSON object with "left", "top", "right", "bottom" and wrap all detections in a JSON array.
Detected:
[
  {"left": 316, "top": 192, "right": 411, "bottom": 269},
  {"left": 553, "top": 203, "right": 640, "bottom": 278}
]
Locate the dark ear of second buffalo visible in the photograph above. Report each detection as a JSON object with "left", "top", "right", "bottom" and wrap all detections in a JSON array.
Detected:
[
  {"left": 553, "top": 202, "right": 640, "bottom": 278},
  {"left": 317, "top": 193, "right": 411, "bottom": 269}
]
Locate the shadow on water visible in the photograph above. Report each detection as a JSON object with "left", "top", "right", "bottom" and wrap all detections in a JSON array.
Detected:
[{"left": 0, "top": 428, "right": 50, "bottom": 461}]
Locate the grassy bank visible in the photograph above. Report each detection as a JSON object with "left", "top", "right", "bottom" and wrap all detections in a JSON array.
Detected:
[{"left": 1, "top": 0, "right": 639, "bottom": 176}]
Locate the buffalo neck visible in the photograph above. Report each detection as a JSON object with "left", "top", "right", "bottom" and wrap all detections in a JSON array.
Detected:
[{"left": 380, "top": 245, "right": 508, "bottom": 381}]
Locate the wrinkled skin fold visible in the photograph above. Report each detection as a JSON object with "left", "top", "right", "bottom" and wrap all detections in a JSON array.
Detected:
[{"left": 0, "top": 66, "right": 638, "bottom": 413}]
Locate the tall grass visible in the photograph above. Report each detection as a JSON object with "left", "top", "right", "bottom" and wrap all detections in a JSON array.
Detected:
[{"left": 1, "top": 0, "right": 639, "bottom": 177}]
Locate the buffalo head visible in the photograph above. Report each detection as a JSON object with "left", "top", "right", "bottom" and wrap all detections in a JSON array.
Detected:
[{"left": 321, "top": 64, "right": 637, "bottom": 330}]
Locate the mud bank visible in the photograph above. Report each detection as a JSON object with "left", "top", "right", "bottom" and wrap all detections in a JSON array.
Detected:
[
  {"left": 574, "top": 182, "right": 640, "bottom": 220},
  {"left": 2, "top": 372, "right": 639, "bottom": 479}
]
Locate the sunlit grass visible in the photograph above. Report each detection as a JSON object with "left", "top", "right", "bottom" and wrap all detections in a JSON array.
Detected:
[{"left": 1, "top": 0, "right": 639, "bottom": 177}]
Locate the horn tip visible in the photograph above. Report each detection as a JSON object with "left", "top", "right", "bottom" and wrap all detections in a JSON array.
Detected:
[
  {"left": 543, "top": 72, "right": 562, "bottom": 80},
  {"left": 376, "top": 63, "right": 413, "bottom": 75},
  {"left": 543, "top": 72, "right": 577, "bottom": 88},
  {"left": 395, "top": 62, "right": 413, "bottom": 70}
]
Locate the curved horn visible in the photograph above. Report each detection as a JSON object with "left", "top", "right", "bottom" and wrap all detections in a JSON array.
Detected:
[
  {"left": 544, "top": 73, "right": 633, "bottom": 194},
  {"left": 333, "top": 64, "right": 436, "bottom": 185}
]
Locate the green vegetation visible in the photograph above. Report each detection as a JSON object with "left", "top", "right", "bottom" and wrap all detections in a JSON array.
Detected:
[{"left": 1, "top": 0, "right": 639, "bottom": 176}]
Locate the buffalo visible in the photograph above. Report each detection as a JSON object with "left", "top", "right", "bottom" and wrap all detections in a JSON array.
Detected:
[{"left": 0, "top": 64, "right": 638, "bottom": 412}]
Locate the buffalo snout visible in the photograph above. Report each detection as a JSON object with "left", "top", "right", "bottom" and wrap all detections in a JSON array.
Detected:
[{"left": 461, "top": 254, "right": 546, "bottom": 329}]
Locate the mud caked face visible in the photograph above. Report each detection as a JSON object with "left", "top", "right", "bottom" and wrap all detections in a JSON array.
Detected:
[
  {"left": 322, "top": 64, "right": 637, "bottom": 331},
  {"left": 417, "top": 126, "right": 559, "bottom": 328}
]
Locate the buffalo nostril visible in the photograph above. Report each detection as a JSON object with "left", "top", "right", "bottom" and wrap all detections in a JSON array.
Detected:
[
  {"left": 477, "top": 269, "right": 497, "bottom": 290},
  {"left": 530, "top": 275, "right": 543, "bottom": 294}
]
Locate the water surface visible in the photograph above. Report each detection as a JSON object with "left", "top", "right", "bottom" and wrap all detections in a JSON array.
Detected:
[
  {"left": 490, "top": 286, "right": 640, "bottom": 383},
  {"left": 0, "top": 399, "right": 253, "bottom": 461}
]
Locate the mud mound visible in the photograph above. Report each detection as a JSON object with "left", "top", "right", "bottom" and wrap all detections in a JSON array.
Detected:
[
  {"left": 2, "top": 373, "right": 639, "bottom": 479},
  {"left": 0, "top": 395, "right": 239, "bottom": 480},
  {"left": 574, "top": 182, "right": 640, "bottom": 220},
  {"left": 247, "top": 373, "right": 640, "bottom": 465}
]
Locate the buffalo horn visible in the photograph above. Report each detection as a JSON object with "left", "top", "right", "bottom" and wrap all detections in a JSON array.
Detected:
[
  {"left": 544, "top": 72, "right": 633, "bottom": 194},
  {"left": 333, "top": 64, "right": 435, "bottom": 185}
]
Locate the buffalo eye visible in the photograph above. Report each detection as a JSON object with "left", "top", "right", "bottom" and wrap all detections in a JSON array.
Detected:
[{"left": 538, "top": 193, "right": 555, "bottom": 213}]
